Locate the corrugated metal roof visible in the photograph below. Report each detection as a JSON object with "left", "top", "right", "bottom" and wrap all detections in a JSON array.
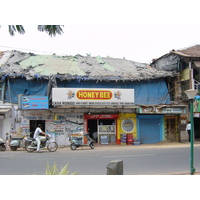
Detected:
[{"left": 0, "top": 50, "right": 173, "bottom": 81}]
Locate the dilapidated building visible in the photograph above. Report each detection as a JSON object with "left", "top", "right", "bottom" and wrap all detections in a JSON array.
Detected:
[
  {"left": 0, "top": 49, "right": 185, "bottom": 146},
  {"left": 151, "top": 45, "right": 200, "bottom": 140}
]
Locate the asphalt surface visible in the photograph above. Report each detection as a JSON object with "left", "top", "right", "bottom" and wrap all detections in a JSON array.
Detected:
[
  {"left": 1, "top": 140, "right": 200, "bottom": 175},
  {"left": 0, "top": 141, "right": 200, "bottom": 175}
]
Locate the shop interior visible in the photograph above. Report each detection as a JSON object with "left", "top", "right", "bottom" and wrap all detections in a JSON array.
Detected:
[
  {"left": 87, "top": 119, "right": 116, "bottom": 142},
  {"left": 30, "top": 120, "right": 45, "bottom": 137},
  {"left": 194, "top": 118, "right": 200, "bottom": 139}
]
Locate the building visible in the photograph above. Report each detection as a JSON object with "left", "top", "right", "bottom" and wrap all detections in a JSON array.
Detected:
[
  {"left": 151, "top": 45, "right": 200, "bottom": 141},
  {"left": 0, "top": 50, "right": 183, "bottom": 145}
]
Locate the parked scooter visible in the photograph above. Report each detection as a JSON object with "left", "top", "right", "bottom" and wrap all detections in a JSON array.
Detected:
[
  {"left": 0, "top": 138, "right": 6, "bottom": 151},
  {"left": 9, "top": 133, "right": 30, "bottom": 151},
  {"left": 68, "top": 132, "right": 95, "bottom": 150},
  {"left": 25, "top": 134, "right": 58, "bottom": 152}
]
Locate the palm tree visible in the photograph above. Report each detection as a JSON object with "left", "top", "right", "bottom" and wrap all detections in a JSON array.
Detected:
[{"left": 0, "top": 25, "right": 64, "bottom": 37}]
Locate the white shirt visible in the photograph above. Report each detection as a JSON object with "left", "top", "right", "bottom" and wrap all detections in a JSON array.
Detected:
[
  {"left": 186, "top": 123, "right": 191, "bottom": 131},
  {"left": 33, "top": 127, "right": 42, "bottom": 138}
]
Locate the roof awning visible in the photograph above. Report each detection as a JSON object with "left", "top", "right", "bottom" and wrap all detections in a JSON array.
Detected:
[{"left": 0, "top": 108, "right": 11, "bottom": 113}]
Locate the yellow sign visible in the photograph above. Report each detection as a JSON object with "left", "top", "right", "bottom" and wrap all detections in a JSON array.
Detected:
[{"left": 77, "top": 90, "right": 112, "bottom": 100}]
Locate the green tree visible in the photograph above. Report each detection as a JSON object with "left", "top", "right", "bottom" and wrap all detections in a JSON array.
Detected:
[{"left": 0, "top": 25, "right": 64, "bottom": 37}]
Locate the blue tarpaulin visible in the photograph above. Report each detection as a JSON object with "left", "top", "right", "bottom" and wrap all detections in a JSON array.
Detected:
[
  {"left": 5, "top": 78, "right": 48, "bottom": 103},
  {"left": 57, "top": 78, "right": 170, "bottom": 105},
  {"left": 5, "top": 78, "right": 170, "bottom": 105}
]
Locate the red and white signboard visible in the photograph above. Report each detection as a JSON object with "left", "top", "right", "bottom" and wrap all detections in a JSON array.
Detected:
[
  {"left": 84, "top": 114, "right": 119, "bottom": 119},
  {"left": 52, "top": 88, "right": 134, "bottom": 106}
]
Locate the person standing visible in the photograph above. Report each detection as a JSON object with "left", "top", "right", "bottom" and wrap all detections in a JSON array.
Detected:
[
  {"left": 5, "top": 132, "right": 9, "bottom": 147},
  {"left": 186, "top": 121, "right": 191, "bottom": 142},
  {"left": 33, "top": 124, "right": 47, "bottom": 153}
]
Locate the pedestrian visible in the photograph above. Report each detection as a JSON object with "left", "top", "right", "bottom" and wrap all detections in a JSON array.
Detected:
[
  {"left": 5, "top": 132, "right": 9, "bottom": 146},
  {"left": 33, "top": 124, "right": 47, "bottom": 153},
  {"left": 186, "top": 121, "right": 191, "bottom": 142}
]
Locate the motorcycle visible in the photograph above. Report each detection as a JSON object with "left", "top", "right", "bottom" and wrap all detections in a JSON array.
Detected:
[
  {"left": 25, "top": 134, "right": 58, "bottom": 152},
  {"left": 9, "top": 133, "right": 30, "bottom": 151},
  {"left": 68, "top": 132, "right": 95, "bottom": 150},
  {"left": 0, "top": 138, "right": 6, "bottom": 151}
]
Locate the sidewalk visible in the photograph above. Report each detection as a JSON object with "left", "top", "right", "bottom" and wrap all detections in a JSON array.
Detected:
[{"left": 93, "top": 140, "right": 200, "bottom": 149}]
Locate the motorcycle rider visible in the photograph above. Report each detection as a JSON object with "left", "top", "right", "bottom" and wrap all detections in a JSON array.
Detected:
[{"left": 33, "top": 124, "right": 47, "bottom": 153}]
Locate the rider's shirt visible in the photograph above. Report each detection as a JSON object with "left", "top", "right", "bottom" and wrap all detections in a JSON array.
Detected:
[{"left": 33, "top": 127, "right": 42, "bottom": 138}]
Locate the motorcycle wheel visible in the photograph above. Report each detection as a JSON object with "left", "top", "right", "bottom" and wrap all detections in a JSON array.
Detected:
[
  {"left": 47, "top": 142, "right": 58, "bottom": 152},
  {"left": 25, "top": 141, "right": 35, "bottom": 152},
  {"left": 89, "top": 143, "right": 94, "bottom": 149},
  {"left": 0, "top": 145, "right": 6, "bottom": 151},
  {"left": 70, "top": 144, "right": 76, "bottom": 150},
  {"left": 10, "top": 146, "right": 17, "bottom": 151}
]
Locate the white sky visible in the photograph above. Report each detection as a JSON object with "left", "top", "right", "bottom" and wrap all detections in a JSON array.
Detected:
[{"left": 1, "top": 0, "right": 200, "bottom": 63}]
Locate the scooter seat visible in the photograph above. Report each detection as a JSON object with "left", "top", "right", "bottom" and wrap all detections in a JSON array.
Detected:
[
  {"left": 75, "top": 137, "right": 82, "bottom": 140},
  {"left": 25, "top": 137, "right": 35, "bottom": 141},
  {"left": 11, "top": 137, "right": 24, "bottom": 140}
]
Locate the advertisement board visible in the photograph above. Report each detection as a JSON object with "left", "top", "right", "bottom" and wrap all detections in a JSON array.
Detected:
[
  {"left": 52, "top": 88, "right": 134, "bottom": 106},
  {"left": 21, "top": 96, "right": 48, "bottom": 109}
]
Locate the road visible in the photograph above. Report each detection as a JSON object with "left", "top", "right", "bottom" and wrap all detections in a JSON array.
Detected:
[{"left": 1, "top": 143, "right": 200, "bottom": 175}]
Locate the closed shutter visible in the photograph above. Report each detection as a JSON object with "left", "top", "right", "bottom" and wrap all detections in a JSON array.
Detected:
[{"left": 138, "top": 115, "right": 163, "bottom": 144}]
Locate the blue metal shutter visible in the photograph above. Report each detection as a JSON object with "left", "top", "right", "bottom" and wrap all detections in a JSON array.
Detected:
[{"left": 138, "top": 115, "right": 163, "bottom": 144}]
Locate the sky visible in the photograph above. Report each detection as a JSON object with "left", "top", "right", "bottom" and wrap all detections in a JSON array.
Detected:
[{"left": 1, "top": 1, "right": 200, "bottom": 64}]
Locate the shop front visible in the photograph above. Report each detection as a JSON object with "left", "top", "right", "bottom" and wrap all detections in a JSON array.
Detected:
[
  {"left": 117, "top": 113, "right": 137, "bottom": 145},
  {"left": 52, "top": 87, "right": 136, "bottom": 145},
  {"left": 84, "top": 113, "right": 119, "bottom": 144},
  {"left": 17, "top": 95, "right": 60, "bottom": 143},
  {"left": 138, "top": 106, "right": 186, "bottom": 143}
]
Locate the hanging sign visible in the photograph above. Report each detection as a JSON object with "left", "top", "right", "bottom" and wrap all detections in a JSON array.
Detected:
[{"left": 52, "top": 88, "right": 134, "bottom": 106}]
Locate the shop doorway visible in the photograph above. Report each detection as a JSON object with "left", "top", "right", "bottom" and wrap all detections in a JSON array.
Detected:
[
  {"left": 30, "top": 120, "right": 45, "bottom": 136},
  {"left": 194, "top": 118, "right": 200, "bottom": 139},
  {"left": 166, "top": 117, "right": 177, "bottom": 141},
  {"left": 88, "top": 119, "right": 98, "bottom": 140},
  {"left": 87, "top": 119, "right": 115, "bottom": 142},
  {"left": 85, "top": 114, "right": 118, "bottom": 144}
]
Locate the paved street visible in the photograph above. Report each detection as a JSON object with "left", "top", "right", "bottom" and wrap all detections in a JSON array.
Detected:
[{"left": 1, "top": 142, "right": 200, "bottom": 175}]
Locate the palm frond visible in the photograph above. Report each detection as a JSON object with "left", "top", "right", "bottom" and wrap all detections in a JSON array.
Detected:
[
  {"left": 16, "top": 25, "right": 25, "bottom": 34},
  {"left": 8, "top": 25, "right": 25, "bottom": 36},
  {"left": 38, "top": 25, "right": 64, "bottom": 37}
]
